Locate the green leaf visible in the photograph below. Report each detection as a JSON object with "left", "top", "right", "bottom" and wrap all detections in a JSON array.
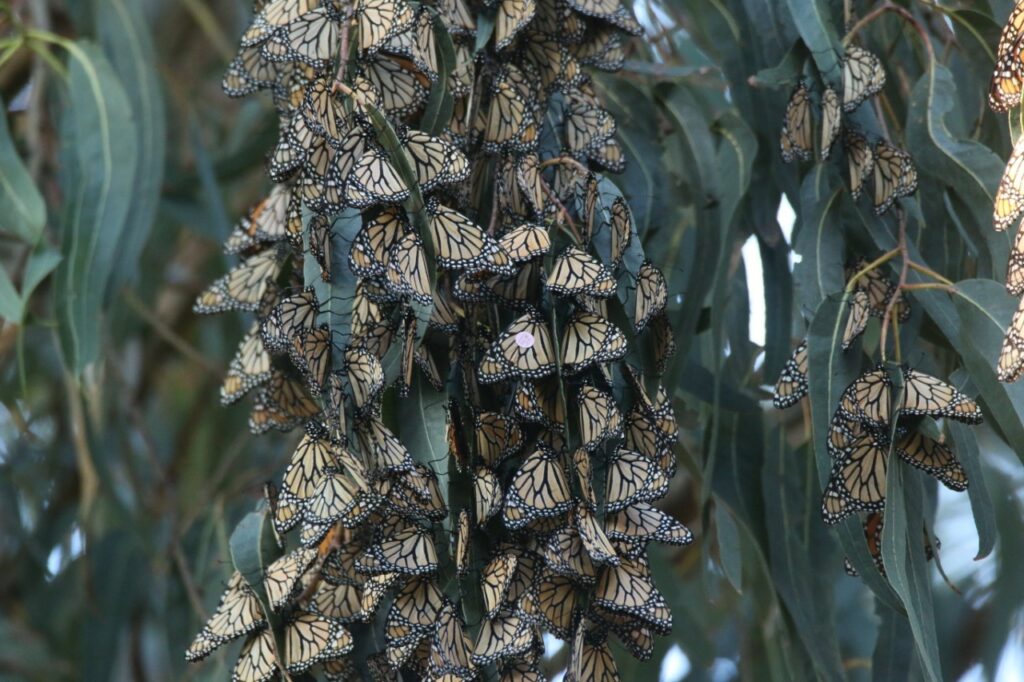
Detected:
[
  {"left": 947, "top": 421, "right": 996, "bottom": 560},
  {"left": 0, "top": 99, "right": 46, "bottom": 244},
  {"left": 714, "top": 500, "right": 743, "bottom": 593},
  {"left": 95, "top": 0, "right": 166, "bottom": 289},
  {"left": 906, "top": 64, "right": 1007, "bottom": 278},
  {"left": 0, "top": 267, "right": 21, "bottom": 322},
  {"left": 21, "top": 248, "right": 62, "bottom": 306},
  {"left": 54, "top": 41, "right": 139, "bottom": 373},
  {"left": 792, "top": 165, "right": 844, "bottom": 318},
  {"left": 881, "top": 462, "right": 943, "bottom": 682},
  {"left": 420, "top": 13, "right": 455, "bottom": 136},
  {"left": 762, "top": 430, "right": 844, "bottom": 682},
  {"left": 784, "top": 0, "right": 842, "bottom": 79},
  {"left": 952, "top": 279, "right": 1024, "bottom": 463},
  {"left": 872, "top": 606, "right": 916, "bottom": 682},
  {"left": 396, "top": 372, "right": 450, "bottom": 509},
  {"left": 229, "top": 507, "right": 278, "bottom": 588}
]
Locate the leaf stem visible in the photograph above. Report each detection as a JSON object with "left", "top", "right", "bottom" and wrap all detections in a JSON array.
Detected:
[{"left": 845, "top": 247, "right": 899, "bottom": 293}]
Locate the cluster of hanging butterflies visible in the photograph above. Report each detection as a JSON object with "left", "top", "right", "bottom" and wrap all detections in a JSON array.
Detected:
[
  {"left": 188, "top": 0, "right": 690, "bottom": 679},
  {"left": 989, "top": 0, "right": 1024, "bottom": 383},
  {"left": 779, "top": 45, "right": 917, "bottom": 216},
  {"left": 771, "top": 256, "right": 983, "bottom": 576}
]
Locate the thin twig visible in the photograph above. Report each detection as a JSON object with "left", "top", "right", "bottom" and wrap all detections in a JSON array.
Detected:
[
  {"left": 906, "top": 260, "right": 954, "bottom": 286},
  {"left": 123, "top": 290, "right": 222, "bottom": 375},
  {"left": 173, "top": 540, "right": 209, "bottom": 620},
  {"left": 879, "top": 211, "right": 909, "bottom": 362}
]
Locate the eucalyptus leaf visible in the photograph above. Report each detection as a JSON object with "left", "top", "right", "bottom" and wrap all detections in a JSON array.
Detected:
[{"left": 0, "top": 98, "right": 45, "bottom": 244}]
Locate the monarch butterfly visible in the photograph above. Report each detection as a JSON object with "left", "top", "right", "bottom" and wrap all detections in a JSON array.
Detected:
[
  {"left": 345, "top": 147, "right": 411, "bottom": 208},
  {"left": 837, "top": 366, "right": 892, "bottom": 428},
  {"left": 428, "top": 280, "right": 465, "bottom": 332},
  {"left": 428, "top": 201, "right": 509, "bottom": 271},
  {"left": 480, "top": 312, "right": 556, "bottom": 381},
  {"left": 282, "top": 427, "right": 338, "bottom": 501},
  {"left": 308, "top": 214, "right": 332, "bottom": 282},
  {"left": 356, "top": 527, "right": 439, "bottom": 576},
  {"left": 223, "top": 46, "right": 280, "bottom": 98},
  {"left": 565, "top": 621, "right": 618, "bottom": 682},
  {"left": 358, "top": 54, "right": 431, "bottom": 117},
  {"left": 513, "top": 378, "right": 566, "bottom": 429},
  {"left": 194, "top": 247, "right": 283, "bottom": 314},
  {"left": 634, "top": 260, "right": 668, "bottom": 332},
  {"left": 901, "top": 368, "right": 983, "bottom": 423},
  {"left": 578, "top": 385, "right": 623, "bottom": 451},
  {"left": 360, "top": 571, "right": 402, "bottom": 616},
  {"left": 249, "top": 372, "right": 321, "bottom": 435},
  {"left": 437, "top": 0, "right": 476, "bottom": 36},
  {"left": 344, "top": 347, "right": 385, "bottom": 412},
  {"left": 576, "top": 502, "right": 620, "bottom": 565},
  {"left": 355, "top": 417, "right": 415, "bottom": 473},
  {"left": 402, "top": 129, "right": 470, "bottom": 191},
  {"left": 571, "top": 447, "right": 598, "bottom": 510},
  {"left": 349, "top": 208, "right": 408, "bottom": 278},
  {"left": 503, "top": 448, "right": 572, "bottom": 529},
  {"left": 378, "top": 466, "right": 448, "bottom": 522},
  {"left": 565, "top": 98, "right": 616, "bottom": 157},
  {"left": 233, "top": 629, "right": 278, "bottom": 682},
  {"left": 522, "top": 572, "right": 575, "bottom": 639},
  {"left": 225, "top": 185, "right": 292, "bottom": 254},
  {"left": 995, "top": 134, "right": 1024, "bottom": 232},
  {"left": 780, "top": 81, "right": 812, "bottom": 163},
  {"left": 357, "top": 0, "right": 414, "bottom": 53},
  {"left": 480, "top": 66, "right": 537, "bottom": 153},
  {"left": 649, "top": 313, "right": 676, "bottom": 375},
  {"left": 843, "top": 512, "right": 941, "bottom": 577},
  {"left": 872, "top": 140, "right": 917, "bottom": 215},
  {"left": 1007, "top": 225, "right": 1024, "bottom": 295},
  {"left": 428, "top": 604, "right": 476, "bottom": 679},
  {"left": 846, "top": 257, "right": 910, "bottom": 321},
  {"left": 897, "top": 431, "right": 968, "bottom": 491},
  {"left": 561, "top": 311, "right": 627, "bottom": 373},
  {"left": 186, "top": 572, "right": 267, "bottom": 662},
  {"left": 261, "top": 288, "right": 320, "bottom": 354},
  {"left": 844, "top": 130, "right": 874, "bottom": 201},
  {"left": 263, "top": 7, "right": 338, "bottom": 67},
  {"left": 385, "top": 578, "right": 446, "bottom": 646},
  {"left": 605, "top": 503, "right": 692, "bottom": 562},
  {"left": 842, "top": 45, "right": 886, "bottom": 112},
  {"left": 820, "top": 85, "right": 841, "bottom": 160},
  {"left": 264, "top": 546, "right": 320, "bottom": 611},
  {"left": 604, "top": 449, "right": 670, "bottom": 512},
  {"left": 284, "top": 610, "right": 353, "bottom": 673},
  {"left": 547, "top": 246, "right": 616, "bottom": 297},
  {"left": 290, "top": 325, "right": 331, "bottom": 393},
  {"left": 300, "top": 78, "right": 346, "bottom": 142},
  {"left": 480, "top": 553, "right": 518, "bottom": 618},
  {"left": 542, "top": 526, "right": 598, "bottom": 582},
  {"left": 496, "top": 0, "right": 536, "bottom": 50},
  {"left": 522, "top": 32, "right": 584, "bottom": 92},
  {"left": 594, "top": 556, "right": 672, "bottom": 635},
  {"left": 990, "top": 1, "right": 1024, "bottom": 112},
  {"left": 221, "top": 323, "right": 273, "bottom": 405},
  {"left": 386, "top": 232, "right": 433, "bottom": 304},
  {"left": 454, "top": 510, "right": 471, "bottom": 575},
  {"left": 475, "top": 411, "right": 523, "bottom": 466},
  {"left": 609, "top": 197, "right": 632, "bottom": 267},
  {"left": 842, "top": 290, "right": 871, "bottom": 350},
  {"left": 474, "top": 466, "right": 504, "bottom": 524},
  {"left": 472, "top": 609, "right": 535, "bottom": 666},
  {"left": 499, "top": 224, "right": 551, "bottom": 262},
  {"left": 565, "top": 0, "right": 643, "bottom": 34},
  {"left": 381, "top": 8, "right": 439, "bottom": 81},
  {"left": 306, "top": 470, "right": 374, "bottom": 527},
  {"left": 820, "top": 425, "right": 888, "bottom": 524},
  {"left": 999, "top": 294, "right": 1024, "bottom": 382},
  {"left": 308, "top": 580, "right": 363, "bottom": 622},
  {"left": 574, "top": 25, "right": 626, "bottom": 73}
]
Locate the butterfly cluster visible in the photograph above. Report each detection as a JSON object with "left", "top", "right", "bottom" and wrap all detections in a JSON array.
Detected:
[
  {"left": 771, "top": 255, "right": 986, "bottom": 576},
  {"left": 989, "top": 1, "right": 1024, "bottom": 383},
  {"left": 773, "top": 341, "right": 982, "bottom": 575},
  {"left": 188, "top": 0, "right": 688, "bottom": 679},
  {"left": 779, "top": 45, "right": 917, "bottom": 216}
]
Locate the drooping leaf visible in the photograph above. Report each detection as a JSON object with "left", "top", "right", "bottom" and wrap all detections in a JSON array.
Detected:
[{"left": 0, "top": 98, "right": 46, "bottom": 244}]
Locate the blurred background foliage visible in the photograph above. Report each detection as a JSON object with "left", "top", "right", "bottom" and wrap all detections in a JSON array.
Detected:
[{"left": 1, "top": 0, "right": 1024, "bottom": 680}]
